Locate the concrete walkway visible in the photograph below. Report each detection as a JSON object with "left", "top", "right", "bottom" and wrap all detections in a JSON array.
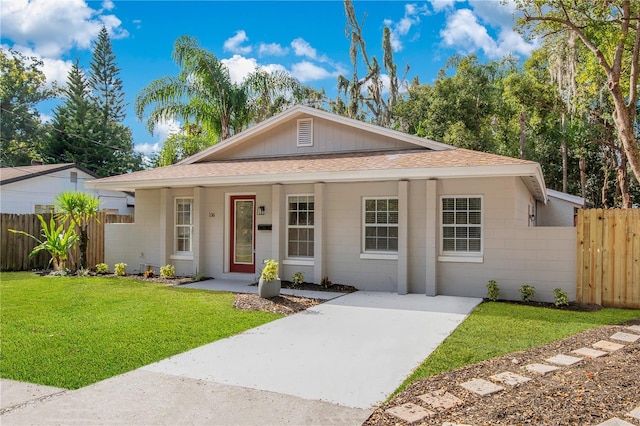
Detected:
[{"left": 1, "top": 291, "right": 481, "bottom": 425}]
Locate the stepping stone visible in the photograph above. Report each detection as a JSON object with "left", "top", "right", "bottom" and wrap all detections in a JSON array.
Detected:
[
  {"left": 596, "top": 418, "right": 635, "bottom": 426},
  {"left": 626, "top": 325, "right": 640, "bottom": 333},
  {"left": 418, "top": 390, "right": 463, "bottom": 410},
  {"left": 460, "top": 378, "right": 504, "bottom": 396},
  {"left": 524, "top": 363, "right": 559, "bottom": 375},
  {"left": 545, "top": 354, "right": 583, "bottom": 366},
  {"left": 593, "top": 340, "right": 625, "bottom": 352},
  {"left": 627, "top": 406, "right": 640, "bottom": 420},
  {"left": 385, "top": 403, "right": 434, "bottom": 423},
  {"left": 489, "top": 371, "right": 531, "bottom": 386},
  {"left": 610, "top": 332, "right": 640, "bottom": 343},
  {"left": 572, "top": 347, "right": 608, "bottom": 358}
]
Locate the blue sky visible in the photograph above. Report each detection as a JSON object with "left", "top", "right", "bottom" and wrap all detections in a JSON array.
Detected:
[{"left": 1, "top": 0, "right": 538, "bottom": 158}]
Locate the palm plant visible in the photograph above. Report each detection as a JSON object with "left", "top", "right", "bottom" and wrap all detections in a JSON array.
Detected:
[
  {"left": 9, "top": 215, "right": 79, "bottom": 271},
  {"left": 55, "top": 191, "right": 100, "bottom": 269},
  {"left": 135, "top": 35, "right": 250, "bottom": 142}
]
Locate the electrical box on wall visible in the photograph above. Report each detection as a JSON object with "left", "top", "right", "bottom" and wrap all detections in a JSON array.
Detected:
[{"left": 257, "top": 224, "right": 272, "bottom": 231}]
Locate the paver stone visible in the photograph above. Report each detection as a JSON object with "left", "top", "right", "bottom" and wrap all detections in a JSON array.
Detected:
[
  {"left": 385, "top": 403, "right": 434, "bottom": 423},
  {"left": 626, "top": 325, "right": 640, "bottom": 333},
  {"left": 460, "top": 378, "right": 504, "bottom": 396},
  {"left": 418, "top": 390, "right": 463, "bottom": 410},
  {"left": 545, "top": 354, "right": 583, "bottom": 366},
  {"left": 593, "top": 340, "right": 625, "bottom": 352},
  {"left": 572, "top": 347, "right": 608, "bottom": 358},
  {"left": 610, "top": 332, "right": 640, "bottom": 343},
  {"left": 524, "top": 363, "right": 559, "bottom": 375},
  {"left": 627, "top": 406, "right": 640, "bottom": 420},
  {"left": 489, "top": 371, "right": 531, "bottom": 386},
  {"left": 596, "top": 418, "right": 635, "bottom": 426}
]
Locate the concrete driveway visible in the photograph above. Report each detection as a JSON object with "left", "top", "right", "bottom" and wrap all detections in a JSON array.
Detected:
[{"left": 1, "top": 291, "right": 480, "bottom": 425}]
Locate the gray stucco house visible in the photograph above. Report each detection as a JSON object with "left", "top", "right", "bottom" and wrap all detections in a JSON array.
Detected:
[{"left": 88, "top": 106, "right": 581, "bottom": 302}]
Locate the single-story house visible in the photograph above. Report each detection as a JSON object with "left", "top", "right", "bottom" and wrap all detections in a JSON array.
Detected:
[
  {"left": 87, "top": 105, "right": 581, "bottom": 302},
  {"left": 0, "top": 163, "right": 134, "bottom": 215}
]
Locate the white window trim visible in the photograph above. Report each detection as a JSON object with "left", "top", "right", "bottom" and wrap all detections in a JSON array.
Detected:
[
  {"left": 297, "top": 118, "right": 313, "bottom": 147},
  {"left": 439, "top": 195, "right": 483, "bottom": 261},
  {"left": 286, "top": 194, "right": 315, "bottom": 260},
  {"left": 175, "top": 197, "right": 194, "bottom": 255},
  {"left": 362, "top": 196, "right": 399, "bottom": 255}
]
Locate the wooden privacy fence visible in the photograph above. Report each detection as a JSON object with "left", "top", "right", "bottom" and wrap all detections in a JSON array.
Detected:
[
  {"left": 1, "top": 212, "right": 134, "bottom": 271},
  {"left": 576, "top": 209, "right": 640, "bottom": 308}
]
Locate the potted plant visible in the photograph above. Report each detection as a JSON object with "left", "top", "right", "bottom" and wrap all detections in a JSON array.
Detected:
[{"left": 258, "top": 259, "right": 280, "bottom": 298}]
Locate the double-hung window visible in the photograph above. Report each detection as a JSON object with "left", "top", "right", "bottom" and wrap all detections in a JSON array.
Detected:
[
  {"left": 175, "top": 198, "right": 193, "bottom": 253},
  {"left": 363, "top": 198, "right": 398, "bottom": 252},
  {"left": 287, "top": 195, "right": 314, "bottom": 257},
  {"left": 441, "top": 196, "right": 482, "bottom": 255}
]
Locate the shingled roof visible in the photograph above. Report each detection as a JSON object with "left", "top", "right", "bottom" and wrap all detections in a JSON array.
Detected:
[
  {"left": 0, "top": 163, "right": 96, "bottom": 185},
  {"left": 87, "top": 148, "right": 547, "bottom": 200}
]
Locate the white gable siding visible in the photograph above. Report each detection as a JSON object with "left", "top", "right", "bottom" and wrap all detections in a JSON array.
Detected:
[
  {"left": 1, "top": 168, "right": 132, "bottom": 214},
  {"left": 214, "top": 116, "right": 420, "bottom": 160}
]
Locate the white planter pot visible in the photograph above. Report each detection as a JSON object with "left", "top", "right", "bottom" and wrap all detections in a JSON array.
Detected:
[{"left": 258, "top": 278, "right": 281, "bottom": 298}]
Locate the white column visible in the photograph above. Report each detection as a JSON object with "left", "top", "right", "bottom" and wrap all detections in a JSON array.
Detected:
[
  {"left": 271, "top": 184, "right": 282, "bottom": 262},
  {"left": 425, "top": 180, "right": 437, "bottom": 296},
  {"left": 193, "top": 186, "right": 204, "bottom": 276},
  {"left": 398, "top": 180, "right": 409, "bottom": 295},
  {"left": 159, "top": 188, "right": 170, "bottom": 265},
  {"left": 314, "top": 182, "right": 325, "bottom": 285}
]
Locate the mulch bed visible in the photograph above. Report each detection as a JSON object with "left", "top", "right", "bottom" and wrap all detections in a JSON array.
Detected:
[
  {"left": 251, "top": 280, "right": 358, "bottom": 293},
  {"left": 365, "top": 319, "right": 640, "bottom": 426},
  {"left": 233, "top": 293, "right": 323, "bottom": 315}
]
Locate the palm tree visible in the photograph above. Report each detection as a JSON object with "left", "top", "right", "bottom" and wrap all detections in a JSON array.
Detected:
[
  {"left": 243, "top": 69, "right": 305, "bottom": 123},
  {"left": 135, "top": 35, "right": 249, "bottom": 142},
  {"left": 55, "top": 191, "right": 100, "bottom": 269}
]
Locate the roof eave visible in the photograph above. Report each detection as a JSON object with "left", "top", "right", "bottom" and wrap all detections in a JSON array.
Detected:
[{"left": 86, "top": 163, "right": 546, "bottom": 199}]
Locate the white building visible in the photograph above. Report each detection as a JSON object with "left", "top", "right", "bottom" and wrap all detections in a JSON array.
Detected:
[{"left": 0, "top": 163, "right": 134, "bottom": 215}]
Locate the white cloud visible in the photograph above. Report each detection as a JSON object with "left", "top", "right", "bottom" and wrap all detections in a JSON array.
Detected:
[
  {"left": 223, "top": 30, "right": 252, "bottom": 55},
  {"left": 135, "top": 142, "right": 161, "bottom": 156},
  {"left": 135, "top": 117, "right": 181, "bottom": 155},
  {"left": 383, "top": 3, "right": 430, "bottom": 52},
  {"left": 1, "top": 44, "right": 73, "bottom": 88},
  {"left": 291, "top": 38, "right": 317, "bottom": 59},
  {"left": 0, "top": 0, "right": 127, "bottom": 58},
  {"left": 290, "top": 61, "right": 333, "bottom": 83},
  {"left": 428, "top": 0, "right": 459, "bottom": 12},
  {"left": 469, "top": 0, "right": 517, "bottom": 28},
  {"left": 440, "top": 8, "right": 536, "bottom": 59},
  {"left": 221, "top": 55, "right": 259, "bottom": 84},
  {"left": 258, "top": 42, "right": 288, "bottom": 57}
]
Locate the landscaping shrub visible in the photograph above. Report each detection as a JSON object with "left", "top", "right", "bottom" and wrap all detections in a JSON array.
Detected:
[
  {"left": 114, "top": 263, "right": 127, "bottom": 276},
  {"left": 486, "top": 280, "right": 499, "bottom": 301},
  {"left": 160, "top": 264, "right": 175, "bottom": 279},
  {"left": 553, "top": 288, "right": 569, "bottom": 306},
  {"left": 291, "top": 272, "right": 304, "bottom": 288},
  {"left": 520, "top": 285, "right": 536, "bottom": 302},
  {"left": 95, "top": 263, "right": 109, "bottom": 274}
]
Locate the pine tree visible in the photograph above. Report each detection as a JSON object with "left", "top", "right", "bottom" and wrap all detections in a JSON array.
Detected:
[{"left": 87, "top": 26, "right": 141, "bottom": 176}]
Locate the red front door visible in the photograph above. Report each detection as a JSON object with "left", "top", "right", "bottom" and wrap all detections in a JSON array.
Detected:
[{"left": 230, "top": 196, "right": 255, "bottom": 273}]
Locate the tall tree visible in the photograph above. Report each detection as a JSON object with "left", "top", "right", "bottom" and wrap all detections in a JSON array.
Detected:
[
  {"left": 88, "top": 26, "right": 142, "bottom": 176},
  {"left": 136, "top": 35, "right": 250, "bottom": 143},
  {"left": 43, "top": 60, "right": 100, "bottom": 168},
  {"left": 0, "top": 49, "right": 54, "bottom": 166},
  {"left": 243, "top": 69, "right": 304, "bottom": 123},
  {"left": 515, "top": 0, "right": 640, "bottom": 188}
]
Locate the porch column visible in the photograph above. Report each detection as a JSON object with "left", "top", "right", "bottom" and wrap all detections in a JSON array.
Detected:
[
  {"left": 193, "top": 186, "right": 204, "bottom": 276},
  {"left": 159, "top": 188, "right": 171, "bottom": 266},
  {"left": 271, "top": 184, "right": 282, "bottom": 262},
  {"left": 425, "top": 179, "right": 437, "bottom": 296},
  {"left": 398, "top": 180, "right": 409, "bottom": 294},
  {"left": 313, "top": 182, "right": 325, "bottom": 284}
]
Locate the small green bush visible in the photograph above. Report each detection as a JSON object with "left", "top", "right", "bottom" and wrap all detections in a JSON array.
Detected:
[
  {"left": 321, "top": 275, "right": 333, "bottom": 288},
  {"left": 553, "top": 288, "right": 569, "bottom": 306},
  {"left": 95, "top": 263, "right": 109, "bottom": 274},
  {"left": 291, "top": 272, "right": 305, "bottom": 287},
  {"left": 486, "top": 280, "right": 499, "bottom": 301},
  {"left": 520, "top": 285, "right": 536, "bottom": 302},
  {"left": 260, "top": 260, "right": 279, "bottom": 282},
  {"left": 114, "top": 263, "right": 127, "bottom": 276},
  {"left": 160, "top": 264, "right": 175, "bottom": 279}
]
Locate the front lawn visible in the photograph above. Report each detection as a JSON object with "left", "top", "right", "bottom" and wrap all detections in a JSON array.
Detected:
[
  {"left": 395, "top": 301, "right": 640, "bottom": 395},
  {"left": 0, "top": 272, "right": 281, "bottom": 389}
]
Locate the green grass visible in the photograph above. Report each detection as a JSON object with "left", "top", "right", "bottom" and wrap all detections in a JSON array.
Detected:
[
  {"left": 395, "top": 301, "right": 640, "bottom": 396},
  {"left": 0, "top": 272, "right": 282, "bottom": 389}
]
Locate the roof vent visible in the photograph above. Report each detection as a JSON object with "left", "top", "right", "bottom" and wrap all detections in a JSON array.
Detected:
[{"left": 297, "top": 118, "right": 313, "bottom": 147}]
